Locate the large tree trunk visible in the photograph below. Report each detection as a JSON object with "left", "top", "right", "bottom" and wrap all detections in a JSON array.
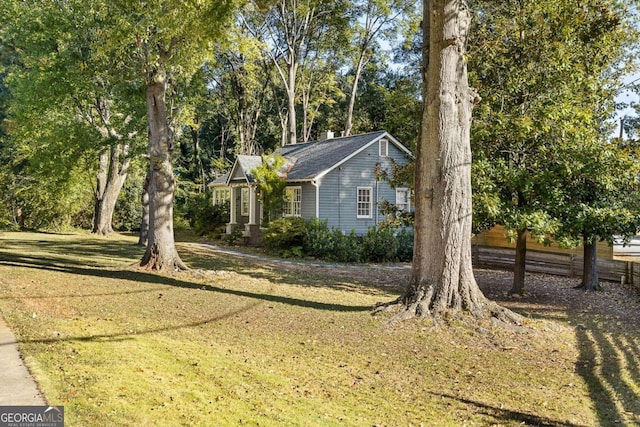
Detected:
[
  {"left": 580, "top": 235, "right": 600, "bottom": 291},
  {"left": 378, "top": 0, "right": 519, "bottom": 323},
  {"left": 93, "top": 144, "right": 130, "bottom": 236},
  {"left": 88, "top": 96, "right": 132, "bottom": 236},
  {"left": 509, "top": 228, "right": 528, "bottom": 295},
  {"left": 139, "top": 71, "right": 187, "bottom": 271}
]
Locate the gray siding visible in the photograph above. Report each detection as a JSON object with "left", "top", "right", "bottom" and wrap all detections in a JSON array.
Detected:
[
  {"left": 317, "top": 140, "right": 409, "bottom": 235},
  {"left": 300, "top": 182, "right": 316, "bottom": 219},
  {"left": 231, "top": 187, "right": 247, "bottom": 226},
  {"left": 284, "top": 183, "right": 317, "bottom": 219}
]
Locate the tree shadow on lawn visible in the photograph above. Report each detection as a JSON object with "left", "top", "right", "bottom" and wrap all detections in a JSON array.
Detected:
[
  {"left": 181, "top": 243, "right": 407, "bottom": 297},
  {"left": 4, "top": 236, "right": 639, "bottom": 424},
  {"left": 1, "top": 300, "right": 264, "bottom": 347},
  {"left": 1, "top": 234, "right": 404, "bottom": 297},
  {"left": 574, "top": 321, "right": 640, "bottom": 426},
  {"left": 431, "top": 392, "right": 587, "bottom": 427},
  {"left": 0, "top": 251, "right": 373, "bottom": 314},
  {"left": 476, "top": 270, "right": 640, "bottom": 427},
  {"left": 0, "top": 236, "right": 144, "bottom": 267}
]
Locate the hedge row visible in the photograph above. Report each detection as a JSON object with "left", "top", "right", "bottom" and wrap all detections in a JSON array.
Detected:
[{"left": 261, "top": 218, "right": 413, "bottom": 263}]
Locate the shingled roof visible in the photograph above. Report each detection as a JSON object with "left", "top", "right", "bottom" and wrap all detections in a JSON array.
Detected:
[
  {"left": 275, "top": 130, "right": 410, "bottom": 181},
  {"left": 215, "top": 131, "right": 411, "bottom": 185}
]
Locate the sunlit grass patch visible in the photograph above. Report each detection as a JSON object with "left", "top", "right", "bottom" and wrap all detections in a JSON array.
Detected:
[{"left": 1, "top": 231, "right": 638, "bottom": 425}]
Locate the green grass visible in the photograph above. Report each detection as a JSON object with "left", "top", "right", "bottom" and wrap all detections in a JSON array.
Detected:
[{"left": 0, "top": 231, "right": 638, "bottom": 426}]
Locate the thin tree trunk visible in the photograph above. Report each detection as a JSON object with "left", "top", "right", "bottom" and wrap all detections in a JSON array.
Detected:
[
  {"left": 139, "top": 70, "right": 187, "bottom": 271},
  {"left": 302, "top": 86, "right": 311, "bottom": 142},
  {"left": 300, "top": 81, "right": 321, "bottom": 143},
  {"left": 93, "top": 149, "right": 109, "bottom": 233},
  {"left": 15, "top": 207, "right": 25, "bottom": 229},
  {"left": 279, "top": 107, "right": 288, "bottom": 147},
  {"left": 191, "top": 127, "right": 205, "bottom": 193},
  {"left": 138, "top": 170, "right": 150, "bottom": 247},
  {"left": 287, "top": 63, "right": 297, "bottom": 145},
  {"left": 377, "top": 0, "right": 519, "bottom": 324},
  {"left": 580, "top": 235, "right": 600, "bottom": 291},
  {"left": 344, "top": 52, "right": 366, "bottom": 137},
  {"left": 510, "top": 228, "right": 527, "bottom": 295}
]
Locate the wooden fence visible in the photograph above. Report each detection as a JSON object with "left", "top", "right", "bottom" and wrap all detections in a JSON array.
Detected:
[{"left": 471, "top": 244, "right": 640, "bottom": 289}]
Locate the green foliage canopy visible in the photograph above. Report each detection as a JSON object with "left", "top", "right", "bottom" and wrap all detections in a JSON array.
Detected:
[
  {"left": 252, "top": 154, "right": 288, "bottom": 224},
  {"left": 469, "top": 0, "right": 640, "bottom": 245}
]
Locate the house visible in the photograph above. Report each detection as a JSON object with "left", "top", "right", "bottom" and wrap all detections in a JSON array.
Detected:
[{"left": 208, "top": 130, "right": 413, "bottom": 244}]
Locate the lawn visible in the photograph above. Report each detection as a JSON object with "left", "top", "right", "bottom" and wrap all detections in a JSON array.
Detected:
[{"left": 0, "top": 231, "right": 639, "bottom": 426}]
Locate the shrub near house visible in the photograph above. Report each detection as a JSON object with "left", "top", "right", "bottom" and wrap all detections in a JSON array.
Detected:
[{"left": 263, "top": 217, "right": 413, "bottom": 263}]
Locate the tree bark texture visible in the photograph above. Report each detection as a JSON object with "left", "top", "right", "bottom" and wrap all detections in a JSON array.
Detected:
[
  {"left": 580, "top": 236, "right": 600, "bottom": 291},
  {"left": 93, "top": 144, "right": 130, "bottom": 236},
  {"left": 137, "top": 170, "right": 150, "bottom": 247},
  {"left": 93, "top": 149, "right": 109, "bottom": 233},
  {"left": 391, "top": 0, "right": 518, "bottom": 323},
  {"left": 510, "top": 228, "right": 528, "bottom": 295},
  {"left": 86, "top": 96, "right": 133, "bottom": 236},
  {"left": 140, "top": 71, "right": 187, "bottom": 271},
  {"left": 287, "top": 63, "right": 298, "bottom": 145}
]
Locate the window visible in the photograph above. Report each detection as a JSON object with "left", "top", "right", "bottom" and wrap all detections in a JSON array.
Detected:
[
  {"left": 357, "top": 187, "right": 373, "bottom": 218},
  {"left": 396, "top": 188, "right": 410, "bottom": 212},
  {"left": 283, "top": 187, "right": 302, "bottom": 217},
  {"left": 213, "top": 188, "right": 230, "bottom": 206},
  {"left": 241, "top": 187, "right": 249, "bottom": 216},
  {"left": 379, "top": 139, "right": 388, "bottom": 157}
]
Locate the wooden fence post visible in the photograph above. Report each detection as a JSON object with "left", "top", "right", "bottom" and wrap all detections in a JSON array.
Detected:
[
  {"left": 569, "top": 254, "right": 575, "bottom": 277},
  {"left": 625, "top": 262, "right": 630, "bottom": 286}
]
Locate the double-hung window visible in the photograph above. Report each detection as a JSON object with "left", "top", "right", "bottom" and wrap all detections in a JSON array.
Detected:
[
  {"left": 357, "top": 187, "right": 373, "bottom": 218},
  {"left": 283, "top": 187, "right": 302, "bottom": 217},
  {"left": 213, "top": 188, "right": 230, "bottom": 206},
  {"left": 396, "top": 188, "right": 410, "bottom": 212},
  {"left": 379, "top": 139, "right": 389, "bottom": 157},
  {"left": 240, "top": 188, "right": 249, "bottom": 216}
]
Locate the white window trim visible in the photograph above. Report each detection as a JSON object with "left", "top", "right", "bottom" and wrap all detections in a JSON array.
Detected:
[
  {"left": 283, "top": 186, "right": 302, "bottom": 217},
  {"left": 240, "top": 187, "right": 249, "bottom": 216},
  {"left": 357, "top": 186, "right": 373, "bottom": 219},
  {"left": 396, "top": 187, "right": 410, "bottom": 212},
  {"left": 213, "top": 188, "right": 230, "bottom": 206},
  {"left": 379, "top": 139, "right": 389, "bottom": 157}
]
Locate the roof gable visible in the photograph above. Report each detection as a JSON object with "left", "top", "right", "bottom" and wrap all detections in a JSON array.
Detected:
[{"left": 227, "top": 155, "right": 263, "bottom": 184}]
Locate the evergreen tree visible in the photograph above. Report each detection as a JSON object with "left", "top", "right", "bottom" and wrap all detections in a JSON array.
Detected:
[{"left": 469, "top": 0, "right": 639, "bottom": 293}]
